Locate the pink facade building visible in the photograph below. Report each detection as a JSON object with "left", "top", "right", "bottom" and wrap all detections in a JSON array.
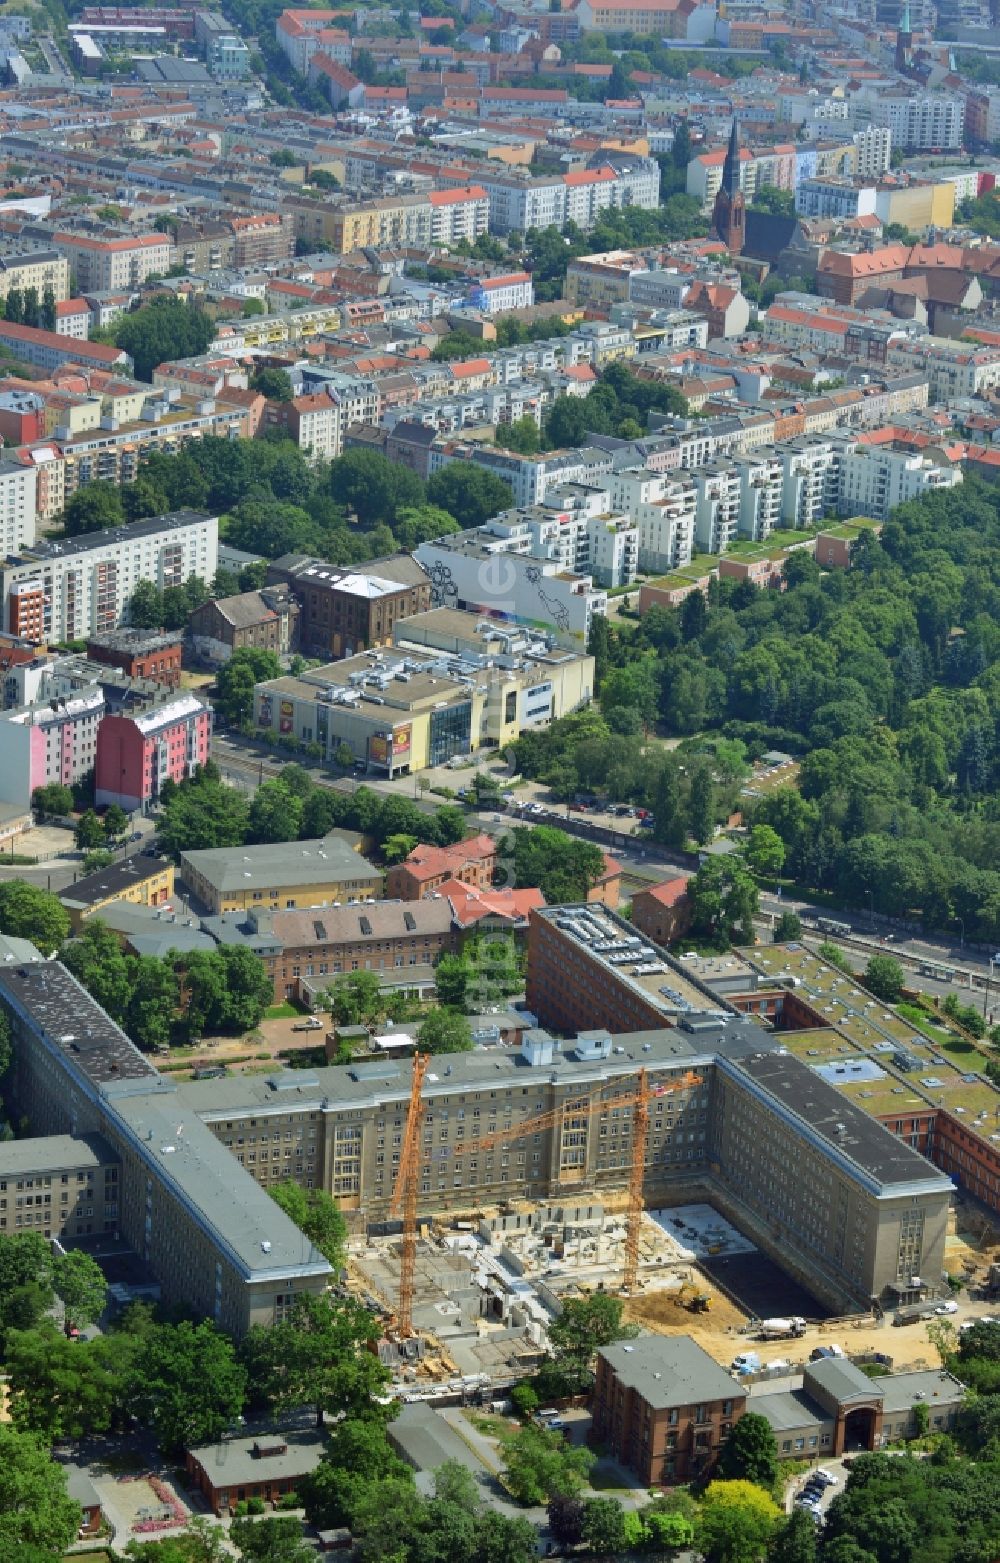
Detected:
[
  {"left": 0, "top": 688, "right": 104, "bottom": 808},
  {"left": 95, "top": 693, "right": 211, "bottom": 811}
]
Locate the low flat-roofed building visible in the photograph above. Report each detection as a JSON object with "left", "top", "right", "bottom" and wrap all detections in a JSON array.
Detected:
[
  {"left": 59, "top": 851, "right": 174, "bottom": 930},
  {"left": 593, "top": 1332, "right": 747, "bottom": 1484},
  {"left": 253, "top": 631, "right": 593, "bottom": 777},
  {"left": 186, "top": 1422, "right": 325, "bottom": 1516},
  {"left": 85, "top": 628, "right": 183, "bottom": 690},
  {"left": 752, "top": 1362, "right": 965, "bottom": 1457},
  {"left": 179, "top": 833, "right": 382, "bottom": 914}
]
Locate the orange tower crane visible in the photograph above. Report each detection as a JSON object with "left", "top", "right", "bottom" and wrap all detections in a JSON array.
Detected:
[
  {"left": 449, "top": 1066, "right": 702, "bottom": 1293},
  {"left": 388, "top": 1050, "right": 429, "bottom": 1339}
]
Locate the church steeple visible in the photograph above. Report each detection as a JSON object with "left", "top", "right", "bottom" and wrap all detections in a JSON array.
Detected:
[{"left": 712, "top": 116, "right": 746, "bottom": 256}]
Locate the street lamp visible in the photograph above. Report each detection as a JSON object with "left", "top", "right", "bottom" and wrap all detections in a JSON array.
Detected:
[
  {"left": 984, "top": 953, "right": 1000, "bottom": 1023},
  {"left": 867, "top": 888, "right": 876, "bottom": 932},
  {"left": 955, "top": 917, "right": 965, "bottom": 950}
]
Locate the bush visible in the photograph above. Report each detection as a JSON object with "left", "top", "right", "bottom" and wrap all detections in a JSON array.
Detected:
[
  {"left": 277, "top": 1490, "right": 299, "bottom": 1510},
  {"left": 510, "top": 1383, "right": 539, "bottom": 1419},
  {"left": 246, "top": 1496, "right": 266, "bottom": 1514}
]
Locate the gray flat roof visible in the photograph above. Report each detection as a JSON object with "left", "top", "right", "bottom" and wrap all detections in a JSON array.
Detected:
[
  {"left": 179, "top": 835, "right": 382, "bottom": 894},
  {"left": 178, "top": 1019, "right": 769, "bottom": 1123},
  {"left": 10, "top": 510, "right": 214, "bottom": 567},
  {"left": 187, "top": 1424, "right": 325, "bottom": 1486},
  {"left": 731, "top": 1052, "right": 954, "bottom": 1196},
  {"left": 750, "top": 1388, "right": 833, "bottom": 1434},
  {"left": 879, "top": 1369, "right": 965, "bottom": 1415},
  {"left": 0, "top": 1131, "right": 117, "bottom": 1175},
  {"left": 598, "top": 1332, "right": 740, "bottom": 1407},
  {"left": 0, "top": 958, "right": 158, "bottom": 1089},
  {"left": 105, "top": 1082, "right": 331, "bottom": 1283},
  {"left": 388, "top": 1401, "right": 489, "bottom": 1475}
]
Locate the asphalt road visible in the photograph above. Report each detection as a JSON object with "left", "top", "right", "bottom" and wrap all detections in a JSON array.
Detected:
[{"left": 210, "top": 735, "right": 998, "bottom": 996}]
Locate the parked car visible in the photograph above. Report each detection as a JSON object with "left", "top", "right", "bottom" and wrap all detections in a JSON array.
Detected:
[
  {"left": 935, "top": 1300, "right": 959, "bottom": 1315},
  {"left": 292, "top": 1017, "right": 323, "bottom": 1032},
  {"left": 812, "top": 1470, "right": 838, "bottom": 1487}
]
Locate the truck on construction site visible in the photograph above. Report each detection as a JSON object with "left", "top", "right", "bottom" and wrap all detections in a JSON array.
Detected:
[
  {"left": 986, "top": 1264, "right": 1000, "bottom": 1298},
  {"left": 756, "top": 1316, "right": 807, "bottom": 1340},
  {"left": 892, "top": 1300, "right": 941, "bottom": 1326}
]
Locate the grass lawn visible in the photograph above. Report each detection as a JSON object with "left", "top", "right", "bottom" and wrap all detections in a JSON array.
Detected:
[
  {"left": 467, "top": 1411, "right": 518, "bottom": 1440},
  {"left": 897, "top": 1002, "right": 979, "bottom": 1055},
  {"left": 264, "top": 1001, "right": 302, "bottom": 1020}
]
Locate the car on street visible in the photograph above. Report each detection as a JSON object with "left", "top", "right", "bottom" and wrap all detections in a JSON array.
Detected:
[{"left": 935, "top": 1300, "right": 959, "bottom": 1314}]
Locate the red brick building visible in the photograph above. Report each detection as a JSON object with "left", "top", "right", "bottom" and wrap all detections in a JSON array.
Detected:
[
  {"left": 593, "top": 1334, "right": 746, "bottom": 1484},
  {"left": 630, "top": 878, "right": 692, "bottom": 947},
  {"left": 86, "top": 628, "right": 183, "bottom": 689},
  {"left": 95, "top": 692, "right": 211, "bottom": 811},
  {"left": 385, "top": 834, "right": 497, "bottom": 901}
]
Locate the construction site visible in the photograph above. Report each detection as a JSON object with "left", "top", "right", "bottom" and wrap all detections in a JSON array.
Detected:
[{"left": 350, "top": 1195, "right": 771, "bottom": 1391}]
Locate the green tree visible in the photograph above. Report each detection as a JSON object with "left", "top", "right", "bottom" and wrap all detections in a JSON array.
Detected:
[
  {"left": 127, "top": 955, "right": 179, "bottom": 1050},
  {"left": 129, "top": 578, "right": 164, "bottom": 628},
  {"left": 581, "top": 1497, "right": 628, "bottom": 1557},
  {"left": 31, "top": 783, "right": 73, "bottom": 817},
  {"left": 744, "top": 825, "right": 786, "bottom": 879},
  {"left": 717, "top": 1413, "right": 779, "bottom": 1489},
  {"left": 774, "top": 911, "right": 803, "bottom": 942},
  {"left": 770, "top": 1508, "right": 818, "bottom": 1563},
  {"left": 687, "top": 764, "right": 715, "bottom": 845},
  {"left": 249, "top": 367, "right": 292, "bottom": 402},
  {"left": 864, "top": 954, "right": 905, "bottom": 1004},
  {"left": 230, "top": 1514, "right": 314, "bottom": 1563},
  {"left": 159, "top": 773, "right": 250, "bottom": 857},
  {"left": 0, "top": 883, "right": 70, "bottom": 955},
  {"left": 124, "top": 1517, "right": 230, "bottom": 1560},
  {"left": 4, "top": 1325, "right": 116, "bottom": 1441},
  {"left": 419, "top": 1006, "right": 473, "bottom": 1053},
  {"left": 243, "top": 1293, "right": 388, "bottom": 1430},
  {"left": 248, "top": 779, "right": 304, "bottom": 844},
  {"left": 300, "top": 1416, "right": 414, "bottom": 1531},
  {"left": 384, "top": 832, "right": 419, "bottom": 864},
  {"left": 548, "top": 1294, "right": 637, "bottom": 1391},
  {"left": 434, "top": 950, "right": 471, "bottom": 1009},
  {"left": 114, "top": 297, "right": 215, "bottom": 382},
  {"left": 329, "top": 449, "right": 425, "bottom": 528},
  {"left": 427, "top": 464, "right": 514, "bottom": 528},
  {"left": 216, "top": 648, "right": 283, "bottom": 727},
  {"left": 696, "top": 1480, "right": 782, "bottom": 1563},
  {"left": 326, "top": 969, "right": 383, "bottom": 1027},
  {"left": 53, "top": 1248, "right": 107, "bottom": 1332},
  {"left": 0, "top": 1423, "right": 81, "bottom": 1555},
  {"left": 103, "top": 803, "right": 129, "bottom": 842},
  {"left": 62, "top": 481, "right": 125, "bottom": 536},
  {"left": 393, "top": 504, "right": 461, "bottom": 551},
  {"left": 129, "top": 1320, "right": 247, "bottom": 1453},
  {"left": 268, "top": 1182, "right": 346, "bottom": 1270},
  {"left": 508, "top": 825, "right": 605, "bottom": 903},
  {"left": 75, "top": 809, "right": 105, "bottom": 851},
  {"left": 500, "top": 1423, "right": 595, "bottom": 1505},
  {"left": 494, "top": 415, "right": 540, "bottom": 456}
]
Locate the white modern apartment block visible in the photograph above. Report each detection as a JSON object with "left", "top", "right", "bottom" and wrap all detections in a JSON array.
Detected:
[
  {"left": 735, "top": 451, "right": 784, "bottom": 543},
  {"left": 600, "top": 467, "right": 696, "bottom": 575},
  {"left": 459, "top": 445, "right": 613, "bottom": 508},
  {"left": 867, "top": 92, "right": 965, "bottom": 151},
  {"left": 0, "top": 687, "right": 103, "bottom": 809},
  {"left": 429, "top": 187, "right": 489, "bottom": 247},
  {"left": 795, "top": 178, "right": 877, "bottom": 219},
  {"left": 0, "top": 460, "right": 37, "bottom": 555},
  {"left": 836, "top": 443, "right": 962, "bottom": 519},
  {"left": 478, "top": 159, "right": 660, "bottom": 235},
  {"left": 780, "top": 438, "right": 841, "bottom": 527},
  {"left": 0, "top": 510, "right": 218, "bottom": 642},
  {"left": 414, "top": 528, "right": 607, "bottom": 647},
  {"left": 694, "top": 464, "right": 742, "bottom": 554},
  {"left": 885, "top": 337, "right": 1000, "bottom": 400},
  {"left": 853, "top": 126, "right": 892, "bottom": 178}
]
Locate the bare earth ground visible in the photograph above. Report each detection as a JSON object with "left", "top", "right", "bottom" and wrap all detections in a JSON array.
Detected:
[{"left": 162, "top": 1015, "right": 327, "bottom": 1078}]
